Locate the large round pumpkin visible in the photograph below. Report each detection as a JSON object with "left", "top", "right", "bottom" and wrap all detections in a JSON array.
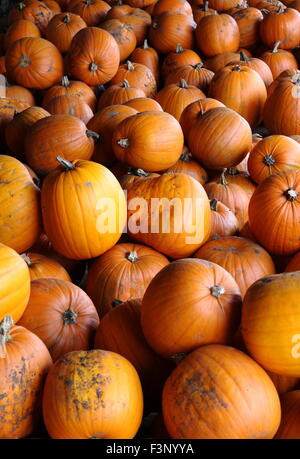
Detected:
[
  {"left": 21, "top": 252, "right": 71, "bottom": 281},
  {"left": 42, "top": 349, "right": 143, "bottom": 439},
  {"left": 41, "top": 158, "right": 126, "bottom": 260},
  {"left": 45, "top": 12, "right": 87, "bottom": 54},
  {"left": 141, "top": 258, "right": 242, "bottom": 358},
  {"left": 8, "top": 1, "right": 53, "bottom": 33},
  {"left": 44, "top": 94, "right": 94, "bottom": 124},
  {"left": 4, "top": 19, "right": 41, "bottom": 50},
  {"left": 259, "top": 7, "right": 300, "bottom": 50},
  {"left": 275, "top": 391, "right": 300, "bottom": 439},
  {"left": 108, "top": 60, "right": 157, "bottom": 98}
]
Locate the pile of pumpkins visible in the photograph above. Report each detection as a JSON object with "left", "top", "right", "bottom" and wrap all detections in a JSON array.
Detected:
[{"left": 1, "top": 0, "right": 300, "bottom": 440}]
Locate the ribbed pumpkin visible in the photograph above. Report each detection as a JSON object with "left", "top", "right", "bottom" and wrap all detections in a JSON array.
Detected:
[
  {"left": 248, "top": 170, "right": 300, "bottom": 255},
  {"left": 193, "top": 1, "right": 217, "bottom": 23},
  {"left": 248, "top": 135, "right": 300, "bottom": 184},
  {"left": 260, "top": 41, "right": 298, "bottom": 79},
  {"left": 97, "top": 80, "right": 146, "bottom": 110},
  {"left": 126, "top": 173, "right": 211, "bottom": 258},
  {"left": 209, "top": 64, "right": 267, "bottom": 127},
  {"left": 108, "top": 60, "right": 157, "bottom": 98},
  {"left": 161, "top": 44, "right": 201, "bottom": 78},
  {"left": 25, "top": 114, "right": 97, "bottom": 176},
  {"left": 41, "top": 158, "right": 126, "bottom": 260},
  {"left": 124, "top": 97, "right": 163, "bottom": 112},
  {"left": 42, "top": 76, "right": 96, "bottom": 111},
  {"left": 21, "top": 252, "right": 71, "bottom": 281},
  {"left": 44, "top": 94, "right": 94, "bottom": 124},
  {"left": 206, "top": 0, "right": 241, "bottom": 10},
  {"left": 259, "top": 6, "right": 300, "bottom": 50},
  {"left": 162, "top": 344, "right": 281, "bottom": 439},
  {"left": 5, "top": 37, "right": 64, "bottom": 90},
  {"left": 129, "top": 39, "right": 159, "bottom": 83},
  {"left": 43, "top": 349, "right": 143, "bottom": 439},
  {"left": 164, "top": 62, "right": 214, "bottom": 92},
  {"left": 275, "top": 391, "right": 300, "bottom": 439},
  {"left": 229, "top": 51, "right": 273, "bottom": 87},
  {"left": 149, "top": 12, "right": 195, "bottom": 54},
  {"left": 0, "top": 316, "right": 52, "bottom": 439},
  {"left": 209, "top": 198, "right": 239, "bottom": 238},
  {"left": 188, "top": 107, "right": 252, "bottom": 169},
  {"left": 242, "top": 271, "right": 300, "bottom": 376},
  {"left": 205, "top": 51, "right": 240, "bottom": 72},
  {"left": 8, "top": 1, "right": 53, "bottom": 33},
  {"left": 233, "top": 6, "right": 264, "bottom": 49},
  {"left": 141, "top": 259, "right": 241, "bottom": 357},
  {"left": 45, "top": 13, "right": 87, "bottom": 54},
  {"left": 163, "top": 147, "right": 208, "bottom": 185},
  {"left": 119, "top": 8, "right": 151, "bottom": 45},
  {"left": 67, "top": 27, "right": 120, "bottom": 85},
  {"left": 4, "top": 19, "right": 41, "bottom": 50},
  {"left": 69, "top": 0, "right": 111, "bottom": 26},
  {"left": 152, "top": 0, "right": 193, "bottom": 16},
  {"left": 0, "top": 98, "right": 30, "bottom": 144},
  {"left": 18, "top": 278, "right": 99, "bottom": 361},
  {"left": 213, "top": 167, "right": 256, "bottom": 199},
  {"left": 5, "top": 85, "right": 35, "bottom": 106},
  {"left": 112, "top": 110, "right": 184, "bottom": 172},
  {"left": 0, "top": 156, "right": 41, "bottom": 254},
  {"left": 86, "top": 242, "right": 169, "bottom": 318},
  {"left": 194, "top": 236, "right": 276, "bottom": 297}
]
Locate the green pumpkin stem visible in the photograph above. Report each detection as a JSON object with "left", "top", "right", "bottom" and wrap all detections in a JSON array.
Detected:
[
  {"left": 179, "top": 79, "right": 188, "bottom": 89},
  {"left": 240, "top": 51, "right": 250, "bottom": 62},
  {"left": 86, "top": 130, "right": 100, "bottom": 142},
  {"left": 122, "top": 79, "right": 130, "bottom": 88},
  {"left": 204, "top": 1, "right": 209, "bottom": 11},
  {"left": 211, "top": 285, "right": 225, "bottom": 298},
  {"left": 142, "top": 39, "right": 149, "bottom": 49},
  {"left": 62, "top": 14, "right": 71, "bottom": 23},
  {"left": 0, "top": 316, "right": 14, "bottom": 359},
  {"left": 284, "top": 188, "right": 298, "bottom": 201},
  {"left": 180, "top": 150, "right": 191, "bottom": 162},
  {"left": 112, "top": 299, "right": 123, "bottom": 307},
  {"left": 118, "top": 138, "right": 130, "bottom": 148}
]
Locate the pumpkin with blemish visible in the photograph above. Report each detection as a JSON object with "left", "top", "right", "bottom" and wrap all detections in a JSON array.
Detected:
[
  {"left": 97, "top": 81, "right": 146, "bottom": 110},
  {"left": 44, "top": 94, "right": 94, "bottom": 124},
  {"left": 42, "top": 76, "right": 97, "bottom": 111},
  {"left": 259, "top": 7, "right": 300, "bottom": 50},
  {"left": 108, "top": 60, "right": 157, "bottom": 98},
  {"left": 69, "top": 0, "right": 111, "bottom": 26},
  {"left": 233, "top": 7, "right": 264, "bottom": 49},
  {"left": 4, "top": 19, "right": 41, "bottom": 50},
  {"left": 162, "top": 344, "right": 281, "bottom": 439},
  {"left": 8, "top": 1, "right": 53, "bottom": 33},
  {"left": 209, "top": 199, "right": 239, "bottom": 238},
  {"left": 119, "top": 7, "right": 151, "bottom": 45},
  {"left": 45, "top": 13, "right": 87, "bottom": 54},
  {"left": 149, "top": 12, "right": 195, "bottom": 54},
  {"left": 129, "top": 39, "right": 159, "bottom": 83},
  {"left": 124, "top": 97, "right": 163, "bottom": 112},
  {"left": 141, "top": 258, "right": 242, "bottom": 358},
  {"left": 0, "top": 316, "right": 52, "bottom": 439},
  {"left": 260, "top": 41, "right": 298, "bottom": 79},
  {"left": 100, "top": 19, "right": 137, "bottom": 62},
  {"left": 161, "top": 44, "right": 201, "bottom": 79},
  {"left": 152, "top": 0, "right": 193, "bottom": 17},
  {"left": 164, "top": 62, "right": 214, "bottom": 92},
  {"left": 21, "top": 252, "right": 71, "bottom": 281},
  {"left": 0, "top": 98, "right": 30, "bottom": 145},
  {"left": 42, "top": 349, "right": 143, "bottom": 439}
]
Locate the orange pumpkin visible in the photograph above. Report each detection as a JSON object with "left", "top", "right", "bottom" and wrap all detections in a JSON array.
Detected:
[
  {"left": 152, "top": 0, "right": 193, "bottom": 16},
  {"left": 163, "top": 147, "right": 208, "bottom": 185},
  {"left": 100, "top": 19, "right": 137, "bottom": 61},
  {"left": 164, "top": 62, "right": 214, "bottom": 92},
  {"left": 124, "top": 97, "right": 163, "bottom": 112},
  {"left": 267, "top": 372, "right": 300, "bottom": 395},
  {"left": 45, "top": 13, "right": 87, "bottom": 54},
  {"left": 21, "top": 252, "right": 71, "bottom": 281},
  {"left": 259, "top": 7, "right": 300, "bottom": 50},
  {"left": 161, "top": 44, "right": 201, "bottom": 78},
  {"left": 44, "top": 94, "right": 94, "bottom": 124},
  {"left": 129, "top": 39, "right": 160, "bottom": 83},
  {"left": 119, "top": 7, "right": 151, "bottom": 45},
  {"left": 229, "top": 51, "right": 273, "bottom": 87},
  {"left": 8, "top": 1, "right": 53, "bottom": 34},
  {"left": 108, "top": 60, "right": 157, "bottom": 98},
  {"left": 5, "top": 85, "right": 35, "bottom": 106},
  {"left": 209, "top": 198, "right": 239, "bottom": 238},
  {"left": 4, "top": 19, "right": 41, "bottom": 50},
  {"left": 205, "top": 50, "right": 240, "bottom": 72},
  {"left": 42, "top": 76, "right": 96, "bottom": 111},
  {"left": 97, "top": 80, "right": 146, "bottom": 110},
  {"left": 69, "top": 0, "right": 111, "bottom": 26},
  {"left": 233, "top": 6, "right": 264, "bottom": 49},
  {"left": 260, "top": 40, "right": 298, "bottom": 79}
]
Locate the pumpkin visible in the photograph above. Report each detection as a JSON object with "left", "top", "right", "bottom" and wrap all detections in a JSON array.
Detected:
[
  {"left": 5, "top": 106, "right": 50, "bottom": 160},
  {"left": 213, "top": 167, "right": 256, "bottom": 199},
  {"left": 188, "top": 107, "right": 252, "bottom": 169},
  {"left": 97, "top": 80, "right": 146, "bottom": 110},
  {"left": 118, "top": 8, "right": 151, "bottom": 46},
  {"left": 8, "top": 1, "right": 53, "bottom": 34},
  {"left": 242, "top": 271, "right": 300, "bottom": 376},
  {"left": 207, "top": 0, "right": 241, "bottom": 10},
  {"left": 69, "top": 0, "right": 111, "bottom": 26},
  {"left": 267, "top": 372, "right": 300, "bottom": 394},
  {"left": 164, "top": 62, "right": 214, "bottom": 92},
  {"left": 106, "top": 3, "right": 133, "bottom": 19},
  {"left": 195, "top": 13, "right": 240, "bottom": 57},
  {"left": 21, "top": 252, "right": 71, "bottom": 281},
  {"left": 259, "top": 6, "right": 300, "bottom": 50},
  {"left": 263, "top": 73, "right": 300, "bottom": 135},
  {"left": 233, "top": 6, "right": 264, "bottom": 48},
  {"left": 94, "top": 298, "right": 174, "bottom": 406},
  {"left": 18, "top": 278, "right": 99, "bottom": 361},
  {"left": 193, "top": 1, "right": 217, "bottom": 23},
  {"left": 285, "top": 250, "right": 300, "bottom": 271},
  {"left": 87, "top": 104, "right": 138, "bottom": 165},
  {"left": 141, "top": 259, "right": 241, "bottom": 358},
  {"left": 5, "top": 85, "right": 35, "bottom": 106},
  {"left": 194, "top": 236, "right": 276, "bottom": 297},
  {"left": 4, "top": 19, "right": 41, "bottom": 50},
  {"left": 129, "top": 39, "right": 159, "bottom": 83},
  {"left": 0, "top": 316, "right": 52, "bottom": 439},
  {"left": 149, "top": 12, "right": 195, "bottom": 54},
  {"left": 44, "top": 94, "right": 94, "bottom": 124},
  {"left": 45, "top": 13, "right": 87, "bottom": 54},
  {"left": 112, "top": 110, "right": 184, "bottom": 172},
  {"left": 275, "top": 391, "right": 300, "bottom": 438},
  {"left": 43, "top": 0, "right": 62, "bottom": 13},
  {"left": 108, "top": 60, "right": 157, "bottom": 98},
  {"left": 161, "top": 44, "right": 201, "bottom": 78},
  {"left": 25, "top": 114, "right": 97, "bottom": 176},
  {"left": 209, "top": 64, "right": 267, "bottom": 127},
  {"left": 152, "top": 0, "right": 193, "bottom": 16},
  {"left": 260, "top": 40, "right": 298, "bottom": 79},
  {"left": 162, "top": 344, "right": 281, "bottom": 439},
  {"left": 86, "top": 242, "right": 169, "bottom": 318},
  {"left": 155, "top": 79, "right": 205, "bottom": 121},
  {"left": 100, "top": 19, "right": 137, "bottom": 61},
  {"left": 127, "top": 0, "right": 157, "bottom": 7},
  {"left": 248, "top": 135, "right": 300, "bottom": 184},
  {"left": 124, "top": 97, "right": 163, "bottom": 112},
  {"left": 42, "top": 349, "right": 143, "bottom": 439},
  {"left": 5, "top": 37, "right": 64, "bottom": 90},
  {"left": 248, "top": 170, "right": 300, "bottom": 255},
  {"left": 126, "top": 173, "right": 211, "bottom": 258},
  {"left": 41, "top": 157, "right": 127, "bottom": 260},
  {"left": 119, "top": 168, "right": 160, "bottom": 190},
  {"left": 0, "top": 98, "right": 30, "bottom": 145},
  {"left": 0, "top": 155, "right": 41, "bottom": 254},
  {"left": 42, "top": 76, "right": 96, "bottom": 111},
  {"left": 229, "top": 51, "right": 273, "bottom": 87},
  {"left": 179, "top": 97, "right": 225, "bottom": 140},
  {"left": 209, "top": 198, "right": 239, "bottom": 238},
  {"left": 205, "top": 51, "right": 240, "bottom": 72},
  {"left": 67, "top": 27, "right": 120, "bottom": 86},
  {"left": 268, "top": 68, "right": 300, "bottom": 97},
  {"left": 163, "top": 147, "right": 208, "bottom": 185}
]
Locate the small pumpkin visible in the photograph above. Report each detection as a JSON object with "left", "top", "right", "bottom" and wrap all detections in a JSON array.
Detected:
[
  {"left": 233, "top": 6, "right": 264, "bottom": 49},
  {"left": 229, "top": 51, "right": 273, "bottom": 87},
  {"left": 161, "top": 44, "right": 201, "bottom": 78},
  {"left": 209, "top": 198, "right": 239, "bottom": 238},
  {"left": 69, "top": 0, "right": 111, "bottom": 26},
  {"left": 119, "top": 7, "right": 151, "bottom": 46},
  {"left": 152, "top": 0, "right": 193, "bottom": 16},
  {"left": 108, "top": 60, "right": 157, "bottom": 98},
  {"left": 44, "top": 94, "right": 94, "bottom": 124},
  {"left": 259, "top": 6, "right": 300, "bottom": 50},
  {"left": 45, "top": 13, "right": 87, "bottom": 54},
  {"left": 100, "top": 19, "right": 137, "bottom": 61},
  {"left": 163, "top": 147, "right": 208, "bottom": 185},
  {"left": 8, "top": 1, "right": 53, "bottom": 34},
  {"left": 97, "top": 80, "right": 146, "bottom": 110},
  {"left": 129, "top": 39, "right": 159, "bottom": 83},
  {"left": 124, "top": 97, "right": 163, "bottom": 112},
  {"left": 260, "top": 40, "right": 298, "bottom": 79},
  {"left": 164, "top": 62, "right": 214, "bottom": 92},
  {"left": 21, "top": 252, "right": 71, "bottom": 281},
  {"left": 4, "top": 19, "right": 41, "bottom": 50}
]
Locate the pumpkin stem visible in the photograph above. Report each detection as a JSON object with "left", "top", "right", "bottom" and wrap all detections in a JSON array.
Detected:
[
  {"left": 112, "top": 299, "right": 123, "bottom": 307},
  {"left": 21, "top": 253, "right": 32, "bottom": 267},
  {"left": 129, "top": 168, "right": 149, "bottom": 177},
  {"left": 142, "top": 39, "right": 149, "bottom": 49},
  {"left": 122, "top": 79, "right": 130, "bottom": 88},
  {"left": 232, "top": 65, "right": 242, "bottom": 72},
  {"left": 86, "top": 130, "right": 100, "bottom": 142},
  {"left": 0, "top": 316, "right": 14, "bottom": 359},
  {"left": 179, "top": 79, "right": 188, "bottom": 89},
  {"left": 127, "top": 250, "right": 138, "bottom": 262},
  {"left": 272, "top": 41, "right": 281, "bottom": 53},
  {"left": 176, "top": 44, "right": 184, "bottom": 54},
  {"left": 193, "top": 62, "right": 204, "bottom": 70},
  {"left": 204, "top": 1, "right": 209, "bottom": 11},
  {"left": 61, "top": 75, "right": 70, "bottom": 87},
  {"left": 118, "top": 138, "right": 130, "bottom": 148},
  {"left": 284, "top": 188, "right": 298, "bottom": 201},
  {"left": 126, "top": 60, "right": 135, "bottom": 71},
  {"left": 263, "top": 155, "right": 276, "bottom": 166},
  {"left": 62, "top": 308, "right": 78, "bottom": 325},
  {"left": 152, "top": 21, "right": 158, "bottom": 29},
  {"left": 84, "top": 0, "right": 94, "bottom": 4},
  {"left": 278, "top": 4, "right": 285, "bottom": 13},
  {"left": 56, "top": 156, "right": 76, "bottom": 171},
  {"left": 210, "top": 198, "right": 218, "bottom": 211},
  {"left": 180, "top": 150, "right": 191, "bottom": 162},
  {"left": 62, "top": 14, "right": 71, "bottom": 23},
  {"left": 227, "top": 166, "right": 238, "bottom": 176},
  {"left": 17, "top": 2, "right": 26, "bottom": 10},
  {"left": 240, "top": 51, "right": 250, "bottom": 62},
  {"left": 210, "top": 285, "right": 225, "bottom": 298},
  {"left": 89, "top": 62, "right": 98, "bottom": 72},
  {"left": 18, "top": 55, "right": 31, "bottom": 68},
  {"left": 171, "top": 352, "right": 187, "bottom": 365},
  {"left": 219, "top": 168, "right": 228, "bottom": 186}
]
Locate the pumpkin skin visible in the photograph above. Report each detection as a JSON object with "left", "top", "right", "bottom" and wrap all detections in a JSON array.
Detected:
[
  {"left": 112, "top": 110, "right": 184, "bottom": 172},
  {"left": 0, "top": 244, "right": 30, "bottom": 322},
  {"left": 188, "top": 107, "right": 252, "bottom": 170},
  {"left": 25, "top": 114, "right": 96, "bottom": 176},
  {"left": 213, "top": 167, "right": 256, "bottom": 199},
  {"left": 124, "top": 97, "right": 163, "bottom": 112},
  {"left": 260, "top": 41, "right": 298, "bottom": 79},
  {"left": 248, "top": 135, "right": 300, "bottom": 184},
  {"left": 205, "top": 51, "right": 240, "bottom": 72},
  {"left": 233, "top": 7, "right": 264, "bottom": 49},
  {"left": 195, "top": 13, "right": 240, "bottom": 57},
  {"left": 141, "top": 258, "right": 241, "bottom": 358},
  {"left": 21, "top": 252, "right": 71, "bottom": 281},
  {"left": 44, "top": 94, "right": 94, "bottom": 124},
  {"left": 164, "top": 62, "right": 215, "bottom": 92},
  {"left": 0, "top": 98, "right": 30, "bottom": 144},
  {"left": 229, "top": 51, "right": 273, "bottom": 87},
  {"left": 248, "top": 170, "right": 300, "bottom": 255},
  {"left": 5, "top": 85, "right": 35, "bottom": 106},
  {"left": 42, "top": 349, "right": 143, "bottom": 439},
  {"left": 161, "top": 44, "right": 202, "bottom": 79},
  {"left": 45, "top": 13, "right": 87, "bottom": 54},
  {"left": 5, "top": 106, "right": 50, "bottom": 160},
  {"left": 209, "top": 198, "right": 239, "bottom": 238},
  {"left": 149, "top": 12, "right": 195, "bottom": 54},
  {"left": 209, "top": 64, "right": 267, "bottom": 127},
  {"left": 97, "top": 81, "right": 146, "bottom": 110},
  {"left": 259, "top": 7, "right": 300, "bottom": 50},
  {"left": 152, "top": 0, "right": 193, "bottom": 16},
  {"left": 18, "top": 278, "right": 99, "bottom": 362},
  {"left": 129, "top": 39, "right": 160, "bottom": 84},
  {"left": 162, "top": 344, "right": 281, "bottom": 439},
  {"left": 119, "top": 8, "right": 151, "bottom": 46},
  {"left": 100, "top": 19, "right": 137, "bottom": 61},
  {"left": 67, "top": 27, "right": 120, "bottom": 86},
  {"left": 4, "top": 19, "right": 41, "bottom": 50},
  {"left": 106, "top": 3, "right": 133, "bottom": 20},
  {"left": 275, "top": 391, "right": 300, "bottom": 438},
  {"left": 108, "top": 61, "right": 157, "bottom": 98},
  {"left": 207, "top": 0, "right": 241, "bottom": 10},
  {"left": 267, "top": 372, "right": 300, "bottom": 395},
  {"left": 42, "top": 76, "right": 96, "bottom": 111},
  {"left": 5, "top": 37, "right": 63, "bottom": 90},
  {"left": 241, "top": 271, "right": 300, "bottom": 377},
  {"left": 41, "top": 158, "right": 127, "bottom": 260},
  {"left": 86, "top": 242, "right": 169, "bottom": 318},
  {"left": 194, "top": 236, "right": 276, "bottom": 298},
  {"left": 163, "top": 147, "right": 208, "bottom": 185},
  {"left": 8, "top": 1, "right": 53, "bottom": 34},
  {"left": 0, "top": 155, "right": 41, "bottom": 254},
  {"left": 126, "top": 173, "right": 211, "bottom": 259},
  {"left": 285, "top": 250, "right": 300, "bottom": 271},
  {"left": 69, "top": 0, "right": 111, "bottom": 26},
  {"left": 0, "top": 317, "right": 52, "bottom": 439}
]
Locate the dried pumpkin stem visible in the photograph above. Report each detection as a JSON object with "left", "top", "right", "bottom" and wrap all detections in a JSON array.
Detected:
[
  {"left": 263, "top": 155, "right": 276, "bottom": 166},
  {"left": 56, "top": 156, "right": 76, "bottom": 171},
  {"left": 129, "top": 168, "right": 149, "bottom": 177},
  {"left": 180, "top": 150, "right": 191, "bottom": 162},
  {"left": 204, "top": 1, "right": 209, "bottom": 11},
  {"left": 89, "top": 62, "right": 98, "bottom": 72},
  {"left": 240, "top": 51, "right": 250, "bottom": 62},
  {"left": 171, "top": 352, "right": 187, "bottom": 365},
  {"left": 210, "top": 285, "right": 225, "bottom": 298},
  {"left": 17, "top": 2, "right": 26, "bottom": 10},
  {"left": 118, "top": 138, "right": 130, "bottom": 148},
  {"left": 112, "top": 299, "right": 123, "bottom": 307},
  {"left": 284, "top": 188, "right": 298, "bottom": 201},
  {"left": 126, "top": 60, "right": 135, "bottom": 71},
  {"left": 219, "top": 168, "right": 228, "bottom": 186},
  {"left": 122, "top": 79, "right": 130, "bottom": 88},
  {"left": 210, "top": 198, "right": 218, "bottom": 211},
  {"left": 127, "top": 250, "right": 138, "bottom": 262},
  {"left": 142, "top": 39, "right": 149, "bottom": 50},
  {"left": 227, "top": 166, "right": 238, "bottom": 175},
  {"left": 0, "top": 316, "right": 14, "bottom": 359},
  {"left": 63, "top": 14, "right": 71, "bottom": 23},
  {"left": 193, "top": 62, "right": 204, "bottom": 70},
  {"left": 176, "top": 44, "right": 184, "bottom": 53},
  {"left": 61, "top": 75, "right": 70, "bottom": 87},
  {"left": 86, "top": 130, "right": 100, "bottom": 142},
  {"left": 21, "top": 253, "right": 32, "bottom": 267},
  {"left": 62, "top": 308, "right": 78, "bottom": 325},
  {"left": 179, "top": 79, "right": 188, "bottom": 89},
  {"left": 272, "top": 41, "right": 281, "bottom": 53}
]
